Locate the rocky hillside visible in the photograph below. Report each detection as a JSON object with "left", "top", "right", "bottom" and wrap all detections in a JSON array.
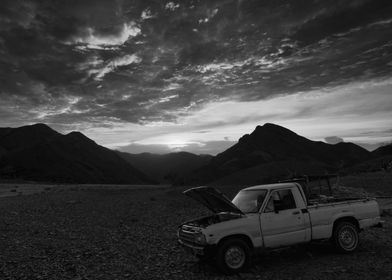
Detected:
[
  {"left": 193, "top": 123, "right": 371, "bottom": 185},
  {"left": 0, "top": 124, "right": 153, "bottom": 184}
]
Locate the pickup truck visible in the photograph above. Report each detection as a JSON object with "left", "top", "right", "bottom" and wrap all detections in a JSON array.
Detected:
[{"left": 177, "top": 183, "right": 382, "bottom": 274}]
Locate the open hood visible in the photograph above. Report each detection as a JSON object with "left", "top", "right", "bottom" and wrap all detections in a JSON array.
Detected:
[{"left": 184, "top": 186, "right": 244, "bottom": 215}]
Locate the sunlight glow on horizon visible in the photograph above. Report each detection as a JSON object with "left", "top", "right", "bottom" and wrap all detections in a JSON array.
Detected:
[{"left": 83, "top": 77, "right": 392, "bottom": 154}]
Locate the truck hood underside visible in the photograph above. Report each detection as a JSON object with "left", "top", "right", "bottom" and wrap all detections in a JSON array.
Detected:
[{"left": 183, "top": 186, "right": 244, "bottom": 215}]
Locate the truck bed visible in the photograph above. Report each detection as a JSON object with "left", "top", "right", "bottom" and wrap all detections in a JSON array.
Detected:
[
  {"left": 308, "top": 196, "right": 370, "bottom": 205},
  {"left": 306, "top": 196, "right": 380, "bottom": 240}
]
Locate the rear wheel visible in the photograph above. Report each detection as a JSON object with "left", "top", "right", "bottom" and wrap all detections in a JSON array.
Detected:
[
  {"left": 215, "top": 238, "right": 251, "bottom": 274},
  {"left": 332, "top": 221, "right": 359, "bottom": 253}
]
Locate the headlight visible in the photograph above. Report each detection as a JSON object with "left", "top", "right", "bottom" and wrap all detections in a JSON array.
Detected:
[{"left": 194, "top": 233, "right": 206, "bottom": 245}]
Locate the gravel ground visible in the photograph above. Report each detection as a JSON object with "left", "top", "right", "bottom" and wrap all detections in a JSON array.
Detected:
[{"left": 0, "top": 186, "right": 391, "bottom": 280}]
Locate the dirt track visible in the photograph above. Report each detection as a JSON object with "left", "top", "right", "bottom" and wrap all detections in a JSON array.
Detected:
[{"left": 0, "top": 186, "right": 391, "bottom": 280}]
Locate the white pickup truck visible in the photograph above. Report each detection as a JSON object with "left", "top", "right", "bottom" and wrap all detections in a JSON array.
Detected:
[{"left": 177, "top": 183, "right": 382, "bottom": 274}]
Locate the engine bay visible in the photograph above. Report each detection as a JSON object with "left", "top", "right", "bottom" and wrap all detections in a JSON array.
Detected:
[{"left": 185, "top": 212, "right": 242, "bottom": 228}]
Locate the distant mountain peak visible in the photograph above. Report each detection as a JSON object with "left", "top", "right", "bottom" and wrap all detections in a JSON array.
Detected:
[
  {"left": 65, "top": 131, "right": 96, "bottom": 145},
  {"left": 257, "top": 123, "right": 280, "bottom": 129},
  {"left": 200, "top": 123, "right": 372, "bottom": 185},
  {"left": 0, "top": 124, "right": 153, "bottom": 184},
  {"left": 67, "top": 131, "right": 86, "bottom": 138},
  {"left": 29, "top": 123, "right": 51, "bottom": 128},
  {"left": 254, "top": 123, "right": 297, "bottom": 135},
  {"left": 21, "top": 123, "right": 58, "bottom": 133},
  {"left": 0, "top": 123, "right": 60, "bottom": 152}
]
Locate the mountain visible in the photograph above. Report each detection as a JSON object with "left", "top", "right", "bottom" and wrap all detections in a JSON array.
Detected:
[
  {"left": 117, "top": 151, "right": 212, "bottom": 184},
  {"left": 0, "top": 122, "right": 385, "bottom": 185},
  {"left": 0, "top": 124, "right": 153, "bottom": 184},
  {"left": 193, "top": 123, "right": 372, "bottom": 185},
  {"left": 0, "top": 123, "right": 60, "bottom": 151},
  {"left": 345, "top": 143, "right": 392, "bottom": 173},
  {"left": 372, "top": 143, "right": 392, "bottom": 157}
]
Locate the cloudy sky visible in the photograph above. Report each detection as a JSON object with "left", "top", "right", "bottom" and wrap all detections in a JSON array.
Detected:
[{"left": 1, "top": 0, "right": 391, "bottom": 154}]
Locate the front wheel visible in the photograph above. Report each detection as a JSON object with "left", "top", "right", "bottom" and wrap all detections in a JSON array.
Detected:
[
  {"left": 215, "top": 238, "right": 251, "bottom": 274},
  {"left": 332, "top": 221, "right": 359, "bottom": 253}
]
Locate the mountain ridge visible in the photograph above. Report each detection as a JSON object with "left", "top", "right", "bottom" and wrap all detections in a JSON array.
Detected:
[
  {"left": 0, "top": 123, "right": 388, "bottom": 185},
  {"left": 192, "top": 123, "right": 372, "bottom": 185},
  {"left": 0, "top": 124, "right": 153, "bottom": 184}
]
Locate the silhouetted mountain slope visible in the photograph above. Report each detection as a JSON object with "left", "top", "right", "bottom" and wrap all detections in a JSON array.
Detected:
[
  {"left": 345, "top": 143, "right": 392, "bottom": 173},
  {"left": 0, "top": 123, "right": 60, "bottom": 152},
  {"left": 209, "top": 160, "right": 332, "bottom": 186},
  {"left": 117, "top": 151, "right": 212, "bottom": 184},
  {"left": 194, "top": 123, "right": 371, "bottom": 184},
  {"left": 0, "top": 146, "right": 6, "bottom": 157},
  {"left": 0, "top": 124, "right": 153, "bottom": 184},
  {"left": 373, "top": 143, "right": 392, "bottom": 156},
  {"left": 1, "top": 123, "right": 385, "bottom": 185},
  {"left": 216, "top": 123, "right": 369, "bottom": 167}
]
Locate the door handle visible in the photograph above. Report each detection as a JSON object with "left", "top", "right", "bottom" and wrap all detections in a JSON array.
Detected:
[{"left": 292, "top": 210, "right": 300, "bottom": 215}]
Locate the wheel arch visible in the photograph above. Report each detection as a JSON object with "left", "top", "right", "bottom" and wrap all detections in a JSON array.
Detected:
[
  {"left": 333, "top": 216, "right": 360, "bottom": 232},
  {"left": 217, "top": 234, "right": 254, "bottom": 250}
]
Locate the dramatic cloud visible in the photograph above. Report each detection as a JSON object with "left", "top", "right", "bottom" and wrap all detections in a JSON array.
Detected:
[
  {"left": 100, "top": 78, "right": 392, "bottom": 154},
  {"left": 89, "top": 54, "right": 142, "bottom": 81},
  {"left": 165, "top": 2, "right": 180, "bottom": 11},
  {"left": 0, "top": 0, "right": 391, "bottom": 153}
]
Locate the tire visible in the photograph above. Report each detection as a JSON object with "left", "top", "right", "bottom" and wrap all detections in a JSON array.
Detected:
[
  {"left": 215, "top": 238, "right": 251, "bottom": 274},
  {"left": 332, "top": 221, "right": 359, "bottom": 253}
]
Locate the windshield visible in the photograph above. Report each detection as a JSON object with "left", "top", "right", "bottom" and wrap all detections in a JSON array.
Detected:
[{"left": 232, "top": 189, "right": 268, "bottom": 213}]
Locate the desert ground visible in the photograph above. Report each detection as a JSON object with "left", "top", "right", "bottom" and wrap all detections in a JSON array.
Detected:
[{"left": 0, "top": 172, "right": 392, "bottom": 280}]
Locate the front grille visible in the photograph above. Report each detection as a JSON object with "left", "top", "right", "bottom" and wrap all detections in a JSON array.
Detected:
[{"left": 178, "top": 225, "right": 200, "bottom": 245}]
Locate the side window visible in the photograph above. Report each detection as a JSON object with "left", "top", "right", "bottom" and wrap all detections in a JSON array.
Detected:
[
  {"left": 279, "top": 189, "right": 296, "bottom": 210},
  {"left": 264, "top": 189, "right": 297, "bottom": 212},
  {"left": 264, "top": 196, "right": 275, "bottom": 212}
]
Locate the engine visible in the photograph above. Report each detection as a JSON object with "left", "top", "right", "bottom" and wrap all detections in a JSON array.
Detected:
[{"left": 184, "top": 212, "right": 242, "bottom": 228}]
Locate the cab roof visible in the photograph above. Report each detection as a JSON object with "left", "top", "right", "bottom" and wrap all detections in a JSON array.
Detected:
[{"left": 242, "top": 182, "right": 298, "bottom": 191}]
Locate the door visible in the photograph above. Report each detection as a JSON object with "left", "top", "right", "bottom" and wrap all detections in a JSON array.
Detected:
[{"left": 260, "top": 188, "right": 308, "bottom": 248}]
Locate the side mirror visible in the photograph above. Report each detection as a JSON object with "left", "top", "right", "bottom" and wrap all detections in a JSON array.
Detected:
[{"left": 273, "top": 200, "right": 285, "bottom": 213}]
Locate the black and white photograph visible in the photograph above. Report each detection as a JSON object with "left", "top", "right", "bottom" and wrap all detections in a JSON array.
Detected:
[{"left": 0, "top": 0, "right": 392, "bottom": 279}]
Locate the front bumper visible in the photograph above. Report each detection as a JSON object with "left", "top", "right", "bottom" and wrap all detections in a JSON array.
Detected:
[{"left": 178, "top": 239, "right": 206, "bottom": 256}]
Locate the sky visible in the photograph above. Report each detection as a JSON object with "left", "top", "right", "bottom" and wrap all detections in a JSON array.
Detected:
[{"left": 0, "top": 0, "right": 391, "bottom": 155}]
